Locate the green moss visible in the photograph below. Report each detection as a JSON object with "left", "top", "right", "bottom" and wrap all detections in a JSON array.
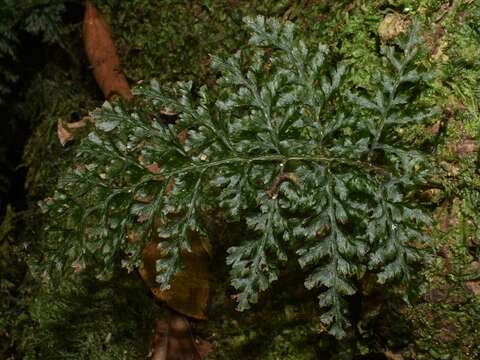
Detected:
[
  {"left": 21, "top": 63, "right": 99, "bottom": 199},
  {"left": 0, "top": 204, "right": 14, "bottom": 241},
  {"left": 404, "top": 222, "right": 480, "bottom": 359},
  {"left": 444, "top": 7, "right": 480, "bottom": 139},
  {"left": 90, "top": 0, "right": 387, "bottom": 86},
  {"left": 93, "top": 0, "right": 294, "bottom": 84},
  {"left": 195, "top": 272, "right": 326, "bottom": 359},
  {"left": 0, "top": 205, "right": 21, "bottom": 358},
  {"left": 16, "top": 273, "right": 161, "bottom": 360}
]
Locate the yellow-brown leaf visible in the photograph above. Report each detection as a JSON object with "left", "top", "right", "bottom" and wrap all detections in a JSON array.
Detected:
[{"left": 139, "top": 234, "right": 210, "bottom": 320}]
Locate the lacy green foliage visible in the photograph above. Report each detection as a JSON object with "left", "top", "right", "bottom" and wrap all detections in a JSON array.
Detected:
[
  {"left": 43, "top": 17, "right": 437, "bottom": 338},
  {"left": 17, "top": 274, "right": 158, "bottom": 360},
  {"left": 0, "top": 0, "right": 67, "bottom": 105},
  {"left": 24, "top": 2, "right": 66, "bottom": 44},
  {"left": 194, "top": 254, "right": 327, "bottom": 360}
]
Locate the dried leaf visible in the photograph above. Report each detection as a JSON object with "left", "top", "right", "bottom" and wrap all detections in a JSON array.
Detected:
[
  {"left": 65, "top": 116, "right": 90, "bottom": 129},
  {"left": 57, "top": 119, "right": 73, "bottom": 146},
  {"left": 140, "top": 235, "right": 210, "bottom": 320},
  {"left": 160, "top": 107, "right": 178, "bottom": 116},
  {"left": 385, "top": 351, "right": 404, "bottom": 360},
  {"left": 152, "top": 316, "right": 213, "bottom": 360},
  {"left": 178, "top": 130, "right": 187, "bottom": 145},
  {"left": 152, "top": 320, "right": 169, "bottom": 360},
  {"left": 83, "top": 0, "right": 132, "bottom": 100},
  {"left": 138, "top": 129, "right": 209, "bottom": 319}
]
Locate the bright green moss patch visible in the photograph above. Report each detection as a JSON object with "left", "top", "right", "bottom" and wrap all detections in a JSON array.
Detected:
[
  {"left": 93, "top": 0, "right": 293, "bottom": 84},
  {"left": 17, "top": 273, "right": 161, "bottom": 360}
]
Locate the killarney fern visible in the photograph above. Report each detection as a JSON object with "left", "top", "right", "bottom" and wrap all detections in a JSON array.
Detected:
[{"left": 42, "top": 16, "right": 437, "bottom": 338}]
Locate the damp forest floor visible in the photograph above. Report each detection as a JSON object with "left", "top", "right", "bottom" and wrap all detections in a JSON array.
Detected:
[{"left": 1, "top": 1, "right": 480, "bottom": 359}]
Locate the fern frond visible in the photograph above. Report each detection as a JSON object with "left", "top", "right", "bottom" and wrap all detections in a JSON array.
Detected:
[{"left": 43, "top": 16, "right": 437, "bottom": 338}]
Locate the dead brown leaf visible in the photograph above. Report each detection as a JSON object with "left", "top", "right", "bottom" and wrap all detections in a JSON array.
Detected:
[
  {"left": 140, "top": 235, "right": 210, "bottom": 320},
  {"left": 385, "top": 350, "right": 404, "bottom": 360},
  {"left": 160, "top": 108, "right": 178, "bottom": 116},
  {"left": 57, "top": 119, "right": 74, "bottom": 146},
  {"left": 57, "top": 116, "right": 90, "bottom": 146},
  {"left": 152, "top": 320, "right": 169, "bottom": 360},
  {"left": 152, "top": 316, "right": 213, "bottom": 360},
  {"left": 65, "top": 116, "right": 90, "bottom": 129},
  {"left": 83, "top": 0, "right": 132, "bottom": 100},
  {"left": 178, "top": 130, "right": 187, "bottom": 145}
]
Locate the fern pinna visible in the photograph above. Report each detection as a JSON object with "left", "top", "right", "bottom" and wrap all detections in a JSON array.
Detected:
[{"left": 43, "top": 17, "right": 437, "bottom": 337}]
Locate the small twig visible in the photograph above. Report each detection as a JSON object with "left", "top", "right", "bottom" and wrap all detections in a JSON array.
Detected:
[{"left": 267, "top": 172, "right": 299, "bottom": 198}]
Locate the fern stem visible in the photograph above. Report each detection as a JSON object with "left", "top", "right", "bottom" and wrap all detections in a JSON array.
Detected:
[{"left": 159, "top": 154, "right": 387, "bottom": 178}]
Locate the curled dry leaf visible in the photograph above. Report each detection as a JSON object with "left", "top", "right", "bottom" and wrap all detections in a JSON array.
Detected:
[
  {"left": 83, "top": 0, "right": 132, "bottom": 100},
  {"left": 71, "top": 260, "right": 86, "bottom": 274},
  {"left": 57, "top": 117, "right": 89, "bottom": 146},
  {"left": 65, "top": 116, "right": 91, "bottom": 129},
  {"left": 160, "top": 107, "right": 178, "bottom": 116},
  {"left": 57, "top": 119, "right": 74, "bottom": 146}
]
